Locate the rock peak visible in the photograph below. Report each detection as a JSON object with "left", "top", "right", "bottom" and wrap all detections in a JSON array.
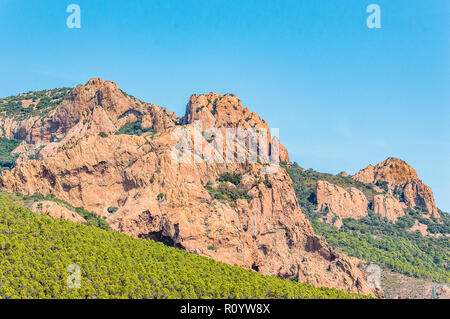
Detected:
[
  {"left": 182, "top": 92, "right": 289, "bottom": 163},
  {"left": 376, "top": 157, "right": 419, "bottom": 184},
  {"left": 354, "top": 157, "right": 439, "bottom": 219},
  {"left": 381, "top": 157, "right": 414, "bottom": 168},
  {"left": 86, "top": 77, "right": 105, "bottom": 85},
  {"left": 0, "top": 79, "right": 382, "bottom": 296},
  {"left": 183, "top": 92, "right": 257, "bottom": 127},
  {"left": 81, "top": 77, "right": 120, "bottom": 92}
]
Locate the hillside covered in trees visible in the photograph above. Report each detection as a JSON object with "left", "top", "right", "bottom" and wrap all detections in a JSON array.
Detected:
[
  {"left": 285, "top": 163, "right": 450, "bottom": 284},
  {"left": 0, "top": 193, "right": 369, "bottom": 299}
]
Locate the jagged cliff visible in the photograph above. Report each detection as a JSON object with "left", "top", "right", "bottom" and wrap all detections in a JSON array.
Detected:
[
  {"left": 354, "top": 158, "right": 439, "bottom": 219},
  {"left": 313, "top": 158, "right": 440, "bottom": 225},
  {"left": 0, "top": 78, "right": 379, "bottom": 296}
]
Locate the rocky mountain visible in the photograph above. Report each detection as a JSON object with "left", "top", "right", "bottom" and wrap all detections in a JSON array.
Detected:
[
  {"left": 0, "top": 78, "right": 380, "bottom": 297},
  {"left": 286, "top": 161, "right": 449, "bottom": 293},
  {"left": 311, "top": 158, "right": 441, "bottom": 225},
  {"left": 354, "top": 157, "right": 439, "bottom": 219}
]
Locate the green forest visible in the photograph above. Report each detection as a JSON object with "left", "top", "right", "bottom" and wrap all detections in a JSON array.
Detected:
[
  {"left": 0, "top": 193, "right": 368, "bottom": 299},
  {"left": 285, "top": 163, "right": 450, "bottom": 284}
]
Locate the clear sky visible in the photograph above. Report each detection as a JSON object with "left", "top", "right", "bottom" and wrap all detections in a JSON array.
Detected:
[{"left": 0, "top": 0, "right": 449, "bottom": 211}]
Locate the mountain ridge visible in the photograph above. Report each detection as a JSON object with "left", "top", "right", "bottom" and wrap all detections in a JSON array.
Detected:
[
  {"left": 0, "top": 78, "right": 381, "bottom": 297},
  {"left": 1, "top": 78, "right": 447, "bottom": 298}
]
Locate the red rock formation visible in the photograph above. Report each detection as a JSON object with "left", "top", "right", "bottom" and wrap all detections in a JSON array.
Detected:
[
  {"left": 409, "top": 220, "right": 428, "bottom": 236},
  {"left": 182, "top": 92, "right": 290, "bottom": 164},
  {"left": 353, "top": 158, "right": 439, "bottom": 219},
  {"left": 316, "top": 180, "right": 369, "bottom": 221},
  {"left": 31, "top": 201, "right": 86, "bottom": 223},
  {"left": 0, "top": 78, "right": 379, "bottom": 297},
  {"left": 1, "top": 78, "right": 177, "bottom": 156},
  {"left": 371, "top": 194, "right": 406, "bottom": 222}
]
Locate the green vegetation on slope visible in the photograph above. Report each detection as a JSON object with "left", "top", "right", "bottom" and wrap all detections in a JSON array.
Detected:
[
  {"left": 0, "top": 88, "right": 71, "bottom": 119},
  {"left": 5, "top": 192, "right": 111, "bottom": 231},
  {"left": 204, "top": 173, "right": 252, "bottom": 205},
  {"left": 311, "top": 213, "right": 450, "bottom": 283},
  {"left": 204, "top": 183, "right": 251, "bottom": 204},
  {"left": 0, "top": 193, "right": 368, "bottom": 299},
  {"left": 115, "top": 119, "right": 156, "bottom": 136},
  {"left": 217, "top": 172, "right": 242, "bottom": 186},
  {"left": 285, "top": 163, "right": 450, "bottom": 284},
  {"left": 0, "top": 137, "right": 21, "bottom": 172}
]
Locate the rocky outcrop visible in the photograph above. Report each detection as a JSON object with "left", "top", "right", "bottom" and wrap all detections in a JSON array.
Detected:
[
  {"left": 319, "top": 211, "right": 343, "bottom": 229},
  {"left": 1, "top": 78, "right": 177, "bottom": 160},
  {"left": 402, "top": 182, "right": 438, "bottom": 219},
  {"left": 31, "top": 201, "right": 85, "bottom": 223},
  {"left": 409, "top": 220, "right": 428, "bottom": 236},
  {"left": 354, "top": 158, "right": 439, "bottom": 219},
  {"left": 0, "top": 78, "right": 378, "bottom": 297},
  {"left": 182, "top": 92, "right": 290, "bottom": 164},
  {"left": 355, "top": 158, "right": 418, "bottom": 185},
  {"left": 316, "top": 181, "right": 369, "bottom": 221},
  {"left": 353, "top": 164, "right": 376, "bottom": 184},
  {"left": 371, "top": 194, "right": 405, "bottom": 222},
  {"left": 315, "top": 180, "right": 408, "bottom": 223}
]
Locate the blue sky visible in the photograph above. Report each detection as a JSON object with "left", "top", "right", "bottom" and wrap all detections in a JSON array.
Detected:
[{"left": 0, "top": 0, "right": 449, "bottom": 211}]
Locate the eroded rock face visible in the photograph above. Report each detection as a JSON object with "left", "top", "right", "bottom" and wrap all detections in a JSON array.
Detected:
[
  {"left": 182, "top": 92, "right": 290, "bottom": 164},
  {"left": 353, "top": 158, "right": 439, "bottom": 219},
  {"left": 316, "top": 181, "right": 369, "bottom": 220},
  {"left": 31, "top": 201, "right": 85, "bottom": 223},
  {"left": 371, "top": 194, "right": 405, "bottom": 222},
  {"left": 353, "top": 165, "right": 375, "bottom": 184},
  {"left": 0, "top": 78, "right": 379, "bottom": 297}
]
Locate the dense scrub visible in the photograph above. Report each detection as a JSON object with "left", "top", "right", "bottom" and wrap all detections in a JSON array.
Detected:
[
  {"left": 218, "top": 172, "right": 242, "bottom": 186},
  {"left": 0, "top": 194, "right": 368, "bottom": 299},
  {"left": 312, "top": 213, "right": 450, "bottom": 283},
  {"left": 0, "top": 137, "right": 21, "bottom": 172},
  {"left": 285, "top": 163, "right": 450, "bottom": 283},
  {"left": 115, "top": 119, "right": 156, "bottom": 136},
  {"left": 204, "top": 183, "right": 251, "bottom": 204},
  {"left": 204, "top": 173, "right": 251, "bottom": 204},
  {"left": 0, "top": 88, "right": 71, "bottom": 119}
]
